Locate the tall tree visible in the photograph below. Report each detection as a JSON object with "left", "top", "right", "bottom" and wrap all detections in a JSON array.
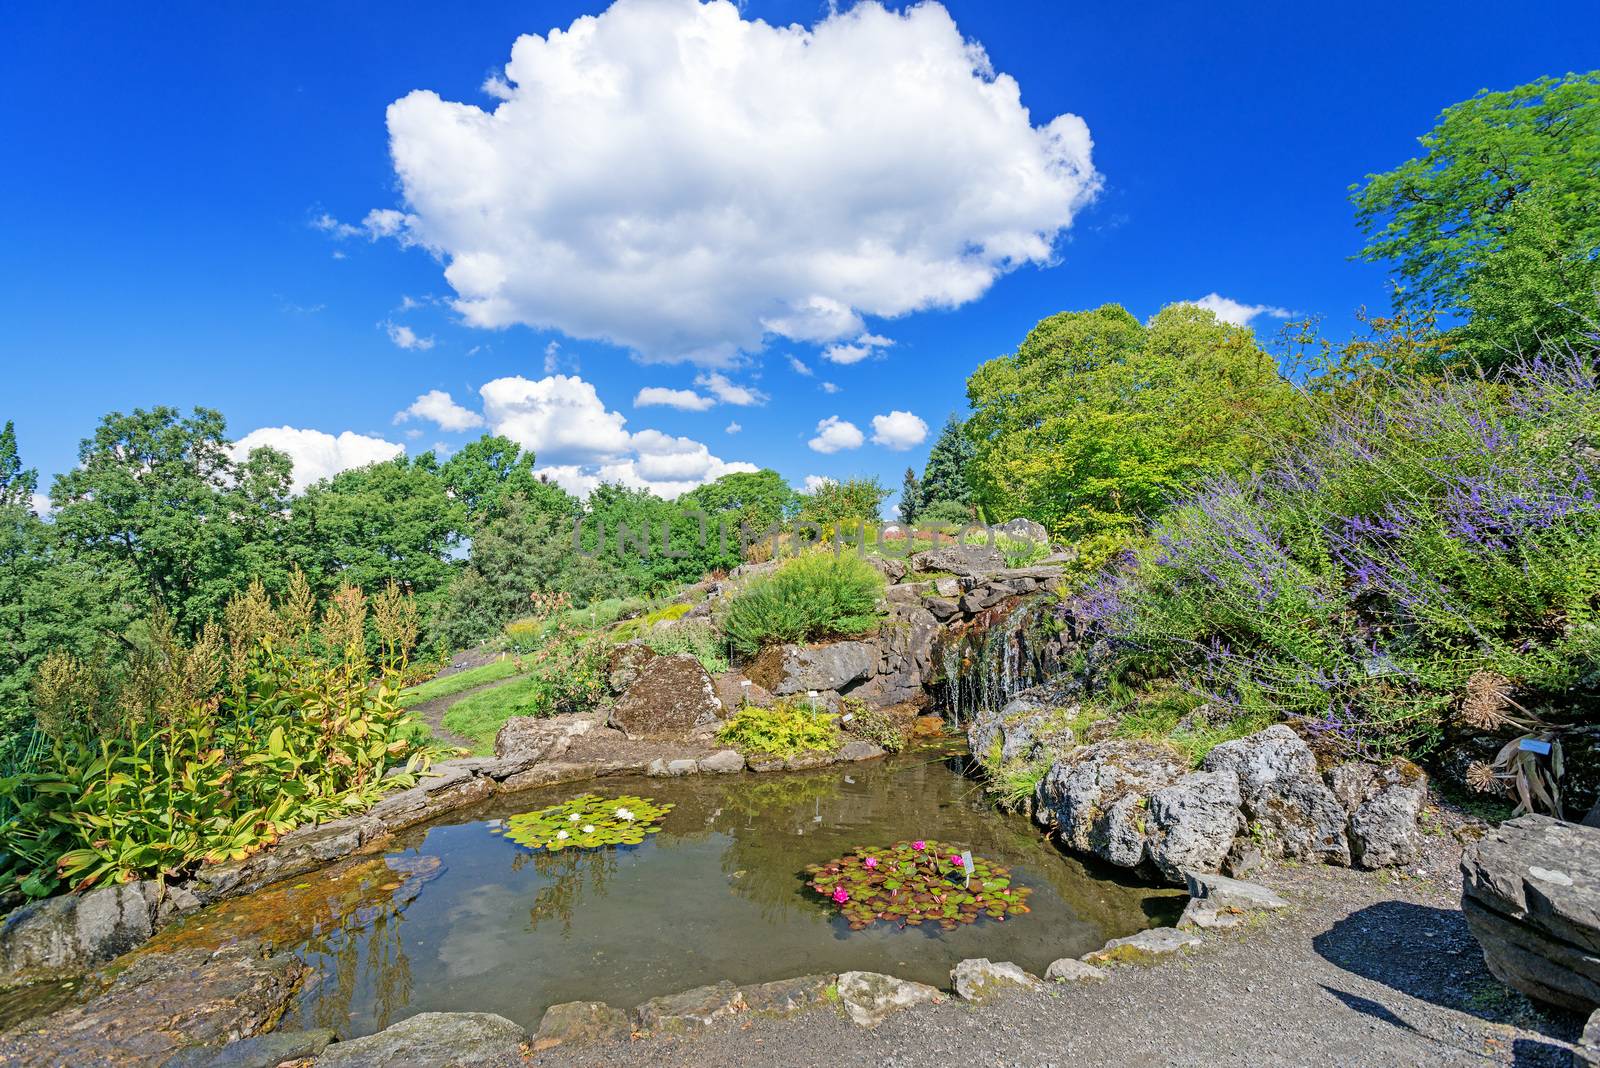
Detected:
[
  {"left": 0, "top": 422, "right": 38, "bottom": 510},
  {"left": 919, "top": 415, "right": 976, "bottom": 513},
  {"left": 439, "top": 435, "right": 562, "bottom": 531},
  {"left": 897, "top": 467, "right": 921, "bottom": 525}
]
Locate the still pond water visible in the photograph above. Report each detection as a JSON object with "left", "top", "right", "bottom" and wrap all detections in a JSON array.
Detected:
[{"left": 195, "top": 747, "right": 1179, "bottom": 1037}]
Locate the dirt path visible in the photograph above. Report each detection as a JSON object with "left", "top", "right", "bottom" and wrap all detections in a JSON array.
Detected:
[
  {"left": 407, "top": 676, "right": 518, "bottom": 752},
  {"left": 530, "top": 822, "right": 1586, "bottom": 1068}
]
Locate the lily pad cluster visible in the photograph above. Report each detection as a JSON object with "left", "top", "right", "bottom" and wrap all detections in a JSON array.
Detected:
[
  {"left": 497, "top": 793, "right": 672, "bottom": 852},
  {"left": 804, "top": 838, "right": 1031, "bottom": 931}
]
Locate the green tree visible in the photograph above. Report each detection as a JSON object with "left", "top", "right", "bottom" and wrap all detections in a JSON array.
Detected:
[
  {"left": 897, "top": 467, "right": 921, "bottom": 525},
  {"left": 1352, "top": 71, "right": 1600, "bottom": 355},
  {"left": 439, "top": 435, "right": 564, "bottom": 531},
  {"left": 795, "top": 477, "right": 890, "bottom": 526},
  {"left": 919, "top": 414, "right": 976, "bottom": 515},
  {"left": 0, "top": 422, "right": 38, "bottom": 510},
  {"left": 680, "top": 468, "right": 795, "bottom": 543},
  {"left": 967, "top": 303, "right": 1293, "bottom": 545}
]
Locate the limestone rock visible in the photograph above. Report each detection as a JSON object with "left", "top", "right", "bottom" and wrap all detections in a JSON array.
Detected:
[
  {"left": 534, "top": 1001, "right": 629, "bottom": 1049},
  {"left": 1043, "top": 958, "right": 1108, "bottom": 983},
  {"left": 910, "top": 544, "right": 1006, "bottom": 577},
  {"left": 698, "top": 749, "right": 746, "bottom": 774},
  {"left": 712, "top": 671, "right": 773, "bottom": 712},
  {"left": 167, "top": 1029, "right": 335, "bottom": 1067},
  {"left": 645, "top": 757, "right": 700, "bottom": 777},
  {"left": 0, "top": 880, "right": 161, "bottom": 984},
  {"left": 1145, "top": 770, "right": 1243, "bottom": 883},
  {"left": 1183, "top": 870, "right": 1289, "bottom": 911},
  {"left": 1461, "top": 814, "right": 1600, "bottom": 1012},
  {"left": 317, "top": 1012, "right": 528, "bottom": 1067},
  {"left": 609, "top": 654, "right": 724, "bottom": 740},
  {"left": 605, "top": 641, "right": 657, "bottom": 694},
  {"left": 1328, "top": 759, "right": 1428, "bottom": 869},
  {"left": 969, "top": 695, "right": 1074, "bottom": 772},
  {"left": 633, "top": 981, "right": 746, "bottom": 1033},
  {"left": 992, "top": 517, "right": 1050, "bottom": 545},
  {"left": 739, "top": 974, "right": 835, "bottom": 1016},
  {"left": 1202, "top": 726, "right": 1350, "bottom": 865},
  {"left": 493, "top": 712, "right": 601, "bottom": 762},
  {"left": 838, "top": 739, "right": 886, "bottom": 763},
  {"left": 950, "top": 958, "right": 1043, "bottom": 1001},
  {"left": 1082, "top": 927, "right": 1201, "bottom": 965},
  {"left": 1577, "top": 1009, "right": 1600, "bottom": 1068},
  {"left": 1034, "top": 740, "right": 1185, "bottom": 869},
  {"left": 754, "top": 642, "right": 878, "bottom": 695},
  {"left": 834, "top": 971, "right": 944, "bottom": 1026}
]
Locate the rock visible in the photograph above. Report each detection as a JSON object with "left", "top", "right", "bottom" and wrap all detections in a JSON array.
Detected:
[
  {"left": 1043, "top": 958, "right": 1108, "bottom": 983},
  {"left": 645, "top": 757, "right": 700, "bottom": 777},
  {"left": 605, "top": 641, "right": 658, "bottom": 694},
  {"left": 1329, "top": 759, "right": 1429, "bottom": 869},
  {"left": 950, "top": 958, "right": 1043, "bottom": 1001},
  {"left": 1202, "top": 726, "right": 1350, "bottom": 865},
  {"left": 910, "top": 544, "right": 1006, "bottom": 577},
  {"left": 1461, "top": 814, "right": 1600, "bottom": 1012},
  {"left": 167, "top": 1029, "right": 336, "bottom": 1067},
  {"left": 1034, "top": 741, "right": 1186, "bottom": 869},
  {"left": 1578, "top": 1009, "right": 1600, "bottom": 1068},
  {"left": 633, "top": 981, "right": 746, "bottom": 1034},
  {"left": 739, "top": 974, "right": 835, "bottom": 1016},
  {"left": 609, "top": 654, "right": 724, "bottom": 740},
  {"left": 698, "top": 749, "right": 746, "bottom": 774},
  {"left": 1177, "top": 900, "right": 1250, "bottom": 930},
  {"left": 364, "top": 774, "right": 495, "bottom": 836},
  {"left": 1144, "top": 770, "right": 1243, "bottom": 883},
  {"left": 848, "top": 603, "right": 939, "bottom": 707},
  {"left": 923, "top": 596, "right": 961, "bottom": 621},
  {"left": 838, "top": 739, "right": 886, "bottom": 763},
  {"left": 493, "top": 712, "right": 600, "bottom": 761},
  {"left": 933, "top": 577, "right": 962, "bottom": 598},
  {"left": 992, "top": 517, "right": 1050, "bottom": 545},
  {"left": 1082, "top": 927, "right": 1201, "bottom": 965},
  {"left": 1222, "top": 839, "right": 1267, "bottom": 880},
  {"left": 969, "top": 695, "right": 1074, "bottom": 772},
  {"left": 712, "top": 671, "right": 773, "bottom": 712},
  {"left": 834, "top": 971, "right": 944, "bottom": 1027},
  {"left": 317, "top": 1012, "right": 528, "bottom": 1067},
  {"left": 867, "top": 556, "right": 908, "bottom": 583},
  {"left": 0, "top": 944, "right": 305, "bottom": 1067},
  {"left": 752, "top": 642, "right": 878, "bottom": 695},
  {"left": 533, "top": 1001, "right": 629, "bottom": 1049},
  {"left": 1183, "top": 870, "right": 1290, "bottom": 911},
  {"left": 0, "top": 880, "right": 161, "bottom": 984}
]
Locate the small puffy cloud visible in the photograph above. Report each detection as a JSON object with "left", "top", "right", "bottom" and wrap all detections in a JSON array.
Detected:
[
  {"left": 1187, "top": 293, "right": 1293, "bottom": 327},
  {"left": 386, "top": 322, "right": 436, "bottom": 350},
  {"left": 870, "top": 410, "right": 929, "bottom": 450},
  {"left": 802, "top": 475, "right": 835, "bottom": 493},
  {"left": 29, "top": 492, "right": 51, "bottom": 516},
  {"left": 808, "top": 415, "right": 864, "bottom": 454},
  {"left": 694, "top": 372, "right": 767, "bottom": 406},
  {"left": 821, "top": 332, "right": 893, "bottom": 365},
  {"left": 820, "top": 381, "right": 841, "bottom": 394},
  {"left": 376, "top": 0, "right": 1099, "bottom": 364},
  {"left": 481, "top": 372, "right": 755, "bottom": 497},
  {"left": 543, "top": 340, "right": 561, "bottom": 374},
  {"left": 787, "top": 355, "right": 813, "bottom": 377},
  {"left": 635, "top": 386, "right": 715, "bottom": 411},
  {"left": 230, "top": 427, "right": 404, "bottom": 492},
  {"left": 725, "top": 421, "right": 742, "bottom": 434},
  {"left": 395, "top": 389, "right": 485, "bottom": 432}
]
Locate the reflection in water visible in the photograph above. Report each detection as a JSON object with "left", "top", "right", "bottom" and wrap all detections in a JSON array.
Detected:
[{"left": 263, "top": 745, "right": 1182, "bottom": 1039}]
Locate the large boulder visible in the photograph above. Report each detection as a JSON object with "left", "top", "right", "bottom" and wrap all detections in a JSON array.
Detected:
[
  {"left": 1326, "top": 759, "right": 1429, "bottom": 869},
  {"left": 317, "top": 1012, "right": 528, "bottom": 1068},
  {"left": 1144, "top": 770, "right": 1243, "bottom": 883},
  {"left": 609, "top": 654, "right": 724, "bottom": 740},
  {"left": 604, "top": 641, "right": 657, "bottom": 694},
  {"left": 848, "top": 604, "right": 939, "bottom": 707},
  {"left": 1460, "top": 814, "right": 1600, "bottom": 1013},
  {"left": 751, "top": 642, "right": 878, "bottom": 696},
  {"left": 1035, "top": 741, "right": 1186, "bottom": 869},
  {"left": 492, "top": 712, "right": 606, "bottom": 762},
  {"left": 1202, "top": 725, "right": 1350, "bottom": 865},
  {"left": 0, "top": 880, "right": 162, "bottom": 985},
  {"left": 633, "top": 981, "right": 746, "bottom": 1034},
  {"left": 950, "top": 958, "right": 1043, "bottom": 1001},
  {"left": 991, "top": 517, "right": 1050, "bottom": 546},
  {"left": 834, "top": 971, "right": 945, "bottom": 1026},
  {"left": 969, "top": 694, "right": 1075, "bottom": 771},
  {"left": 910, "top": 544, "right": 1006, "bottom": 578}
]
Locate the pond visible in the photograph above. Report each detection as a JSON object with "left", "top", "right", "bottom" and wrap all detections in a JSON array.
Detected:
[{"left": 167, "top": 745, "right": 1181, "bottom": 1039}]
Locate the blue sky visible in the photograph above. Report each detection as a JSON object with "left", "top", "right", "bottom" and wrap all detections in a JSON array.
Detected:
[{"left": 4, "top": 0, "right": 1596, "bottom": 507}]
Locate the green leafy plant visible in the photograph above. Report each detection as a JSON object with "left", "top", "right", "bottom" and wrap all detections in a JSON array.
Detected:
[
  {"left": 716, "top": 699, "right": 838, "bottom": 758},
  {"left": 639, "top": 619, "right": 729, "bottom": 675},
  {"left": 497, "top": 793, "right": 672, "bottom": 851},
  {"left": 993, "top": 533, "right": 1049, "bottom": 569},
  {"left": 721, "top": 551, "right": 884, "bottom": 654},
  {"left": 805, "top": 839, "right": 1032, "bottom": 931},
  {"left": 840, "top": 699, "right": 904, "bottom": 752}
]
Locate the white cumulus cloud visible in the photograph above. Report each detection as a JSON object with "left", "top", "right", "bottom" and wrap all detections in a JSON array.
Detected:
[
  {"left": 1187, "top": 293, "right": 1293, "bottom": 327},
  {"left": 725, "top": 421, "right": 742, "bottom": 434},
  {"left": 808, "top": 415, "right": 864, "bottom": 454},
  {"left": 694, "top": 372, "right": 767, "bottom": 406},
  {"left": 870, "top": 410, "right": 929, "bottom": 450},
  {"left": 801, "top": 475, "right": 835, "bottom": 493},
  {"left": 385, "top": 322, "right": 436, "bottom": 350},
  {"left": 395, "top": 389, "right": 485, "bottom": 431},
  {"left": 231, "top": 427, "right": 405, "bottom": 492},
  {"left": 635, "top": 386, "right": 715, "bottom": 411},
  {"left": 376, "top": 0, "right": 1100, "bottom": 364}
]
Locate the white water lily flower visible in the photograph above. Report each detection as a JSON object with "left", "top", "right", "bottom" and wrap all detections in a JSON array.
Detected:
[
  {"left": 615, "top": 807, "right": 636, "bottom": 822},
  {"left": 568, "top": 813, "right": 582, "bottom": 822},
  {"left": 582, "top": 825, "right": 596, "bottom": 833},
  {"left": 556, "top": 830, "right": 569, "bottom": 840}
]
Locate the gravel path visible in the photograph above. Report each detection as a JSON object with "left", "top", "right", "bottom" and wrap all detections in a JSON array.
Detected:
[{"left": 530, "top": 819, "right": 1586, "bottom": 1068}]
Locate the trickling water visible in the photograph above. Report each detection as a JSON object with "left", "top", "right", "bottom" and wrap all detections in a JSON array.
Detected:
[{"left": 935, "top": 595, "right": 1068, "bottom": 724}]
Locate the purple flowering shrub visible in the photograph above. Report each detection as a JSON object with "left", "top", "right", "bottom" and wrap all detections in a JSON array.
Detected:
[{"left": 1075, "top": 351, "right": 1600, "bottom": 757}]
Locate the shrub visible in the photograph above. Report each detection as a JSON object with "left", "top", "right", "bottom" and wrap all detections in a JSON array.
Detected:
[
  {"left": 1073, "top": 350, "right": 1600, "bottom": 758},
  {"left": 640, "top": 619, "right": 729, "bottom": 675},
  {"left": 716, "top": 699, "right": 839, "bottom": 758},
  {"left": 722, "top": 552, "right": 885, "bottom": 655},
  {"left": 993, "top": 533, "right": 1049, "bottom": 569},
  {"left": 841, "top": 698, "right": 905, "bottom": 752}
]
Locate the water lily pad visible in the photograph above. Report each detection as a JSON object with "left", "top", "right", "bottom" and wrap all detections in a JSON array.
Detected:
[
  {"left": 498, "top": 793, "right": 673, "bottom": 852},
  {"left": 803, "top": 839, "right": 1031, "bottom": 931}
]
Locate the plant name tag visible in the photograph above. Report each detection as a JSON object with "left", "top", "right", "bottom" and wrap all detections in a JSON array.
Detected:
[{"left": 1518, "top": 738, "right": 1552, "bottom": 755}]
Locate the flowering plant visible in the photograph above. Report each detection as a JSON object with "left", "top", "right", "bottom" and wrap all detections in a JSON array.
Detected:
[
  {"left": 497, "top": 793, "right": 672, "bottom": 852},
  {"left": 804, "top": 839, "right": 1031, "bottom": 931}
]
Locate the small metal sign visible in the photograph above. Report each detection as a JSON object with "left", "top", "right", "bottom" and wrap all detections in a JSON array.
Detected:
[
  {"left": 1518, "top": 738, "right": 1553, "bottom": 755},
  {"left": 961, "top": 849, "right": 974, "bottom": 888}
]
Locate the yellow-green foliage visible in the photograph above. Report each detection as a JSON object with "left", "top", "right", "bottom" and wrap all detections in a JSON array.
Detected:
[
  {"left": 717, "top": 698, "right": 839, "bottom": 758},
  {"left": 611, "top": 602, "right": 693, "bottom": 642}
]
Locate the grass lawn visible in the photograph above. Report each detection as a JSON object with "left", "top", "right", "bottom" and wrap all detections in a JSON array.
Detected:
[
  {"left": 399, "top": 657, "right": 525, "bottom": 707},
  {"left": 440, "top": 674, "right": 550, "bottom": 753}
]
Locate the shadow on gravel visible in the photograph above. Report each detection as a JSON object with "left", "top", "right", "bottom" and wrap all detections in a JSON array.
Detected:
[{"left": 1312, "top": 899, "right": 1582, "bottom": 1055}]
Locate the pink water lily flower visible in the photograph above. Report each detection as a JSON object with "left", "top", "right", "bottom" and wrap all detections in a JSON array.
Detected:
[
  {"left": 863, "top": 856, "right": 879, "bottom": 869},
  {"left": 950, "top": 855, "right": 964, "bottom": 866},
  {"left": 912, "top": 840, "right": 926, "bottom": 851},
  {"left": 831, "top": 886, "right": 850, "bottom": 903}
]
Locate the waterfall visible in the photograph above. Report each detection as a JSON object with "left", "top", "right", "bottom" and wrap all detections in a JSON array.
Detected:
[{"left": 933, "top": 595, "right": 1066, "bottom": 725}]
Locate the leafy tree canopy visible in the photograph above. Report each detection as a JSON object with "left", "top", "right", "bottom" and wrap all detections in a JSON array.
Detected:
[{"left": 795, "top": 476, "right": 890, "bottom": 526}]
